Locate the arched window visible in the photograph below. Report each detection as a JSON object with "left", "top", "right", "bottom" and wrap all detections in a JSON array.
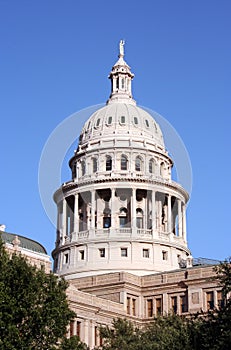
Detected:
[
  {"left": 81, "top": 160, "right": 86, "bottom": 176},
  {"left": 92, "top": 158, "right": 97, "bottom": 173},
  {"left": 135, "top": 156, "right": 142, "bottom": 171},
  {"left": 119, "top": 207, "right": 128, "bottom": 228},
  {"left": 160, "top": 162, "right": 165, "bottom": 177},
  {"left": 149, "top": 159, "right": 155, "bottom": 174},
  {"left": 106, "top": 156, "right": 112, "bottom": 171},
  {"left": 121, "top": 155, "right": 128, "bottom": 170},
  {"left": 136, "top": 208, "right": 143, "bottom": 229},
  {"left": 103, "top": 208, "right": 111, "bottom": 228},
  {"left": 121, "top": 78, "right": 125, "bottom": 89}
]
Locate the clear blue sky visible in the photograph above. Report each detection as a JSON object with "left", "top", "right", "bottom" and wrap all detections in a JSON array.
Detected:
[{"left": 0, "top": 0, "right": 230, "bottom": 261}]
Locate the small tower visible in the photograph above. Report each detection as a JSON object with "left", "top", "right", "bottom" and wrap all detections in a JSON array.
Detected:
[{"left": 107, "top": 40, "right": 136, "bottom": 105}]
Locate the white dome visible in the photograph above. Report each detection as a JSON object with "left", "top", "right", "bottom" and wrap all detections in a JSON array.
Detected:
[{"left": 79, "top": 103, "right": 164, "bottom": 149}]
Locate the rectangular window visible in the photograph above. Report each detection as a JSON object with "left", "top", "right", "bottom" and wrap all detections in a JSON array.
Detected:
[
  {"left": 70, "top": 321, "right": 74, "bottom": 337},
  {"left": 206, "top": 291, "right": 214, "bottom": 310},
  {"left": 132, "top": 298, "right": 136, "bottom": 316},
  {"left": 121, "top": 248, "right": 128, "bottom": 257},
  {"left": 79, "top": 250, "right": 85, "bottom": 260},
  {"left": 99, "top": 248, "right": 105, "bottom": 258},
  {"left": 180, "top": 294, "right": 188, "bottom": 313},
  {"left": 77, "top": 321, "right": 81, "bottom": 338},
  {"left": 127, "top": 297, "right": 131, "bottom": 314},
  {"left": 143, "top": 249, "right": 150, "bottom": 258},
  {"left": 147, "top": 299, "right": 153, "bottom": 317},
  {"left": 171, "top": 296, "right": 177, "bottom": 314},
  {"left": 162, "top": 250, "right": 168, "bottom": 260},
  {"left": 156, "top": 297, "right": 162, "bottom": 315},
  {"left": 217, "top": 291, "right": 225, "bottom": 308}
]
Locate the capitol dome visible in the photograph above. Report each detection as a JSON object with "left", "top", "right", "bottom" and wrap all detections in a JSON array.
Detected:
[
  {"left": 79, "top": 103, "right": 164, "bottom": 150},
  {"left": 53, "top": 41, "right": 191, "bottom": 279}
]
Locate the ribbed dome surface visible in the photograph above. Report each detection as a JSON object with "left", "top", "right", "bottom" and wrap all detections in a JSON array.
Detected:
[{"left": 79, "top": 103, "right": 164, "bottom": 148}]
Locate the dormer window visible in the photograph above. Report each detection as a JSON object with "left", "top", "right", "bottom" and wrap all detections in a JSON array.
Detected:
[
  {"left": 96, "top": 118, "right": 100, "bottom": 127},
  {"left": 107, "top": 116, "right": 112, "bottom": 125},
  {"left": 121, "top": 116, "right": 126, "bottom": 124},
  {"left": 134, "top": 117, "right": 138, "bottom": 125},
  {"left": 145, "top": 119, "right": 149, "bottom": 128}
]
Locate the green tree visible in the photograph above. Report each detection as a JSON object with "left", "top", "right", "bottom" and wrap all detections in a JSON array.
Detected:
[
  {"left": 97, "top": 318, "right": 141, "bottom": 350},
  {"left": 0, "top": 238, "right": 75, "bottom": 350},
  {"left": 97, "top": 316, "right": 192, "bottom": 350},
  {"left": 59, "top": 336, "right": 89, "bottom": 350},
  {"left": 141, "top": 314, "right": 192, "bottom": 350}
]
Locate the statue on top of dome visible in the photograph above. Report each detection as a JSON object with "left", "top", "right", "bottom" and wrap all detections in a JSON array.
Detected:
[{"left": 119, "top": 40, "right": 125, "bottom": 57}]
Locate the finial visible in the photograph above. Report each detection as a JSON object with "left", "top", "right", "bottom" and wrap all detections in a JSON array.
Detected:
[{"left": 119, "top": 40, "right": 125, "bottom": 57}]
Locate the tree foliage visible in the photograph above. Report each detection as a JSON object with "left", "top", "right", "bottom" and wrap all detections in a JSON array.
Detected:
[
  {"left": 59, "top": 336, "right": 89, "bottom": 350},
  {"left": 0, "top": 238, "right": 76, "bottom": 349}
]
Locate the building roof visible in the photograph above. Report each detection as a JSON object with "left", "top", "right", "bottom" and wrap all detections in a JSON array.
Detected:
[{"left": 0, "top": 230, "right": 47, "bottom": 255}]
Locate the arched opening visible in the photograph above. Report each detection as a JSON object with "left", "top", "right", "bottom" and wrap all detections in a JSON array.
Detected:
[
  {"left": 135, "top": 156, "right": 142, "bottom": 171},
  {"left": 136, "top": 208, "right": 144, "bottom": 229},
  {"left": 121, "top": 154, "right": 128, "bottom": 170},
  {"left": 81, "top": 161, "right": 86, "bottom": 176},
  {"left": 92, "top": 157, "right": 98, "bottom": 173},
  {"left": 103, "top": 208, "right": 111, "bottom": 228},
  {"left": 119, "top": 207, "right": 128, "bottom": 228},
  {"left": 106, "top": 156, "right": 112, "bottom": 171},
  {"left": 160, "top": 162, "right": 165, "bottom": 177},
  {"left": 149, "top": 159, "right": 155, "bottom": 174}
]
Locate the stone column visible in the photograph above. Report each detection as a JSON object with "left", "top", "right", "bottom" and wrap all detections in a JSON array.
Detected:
[
  {"left": 83, "top": 320, "right": 89, "bottom": 346},
  {"left": 131, "top": 188, "right": 136, "bottom": 231},
  {"left": 152, "top": 190, "right": 156, "bottom": 237},
  {"left": 74, "top": 193, "right": 79, "bottom": 240},
  {"left": 56, "top": 204, "right": 61, "bottom": 245},
  {"left": 177, "top": 199, "right": 182, "bottom": 237},
  {"left": 111, "top": 188, "right": 116, "bottom": 228},
  {"left": 144, "top": 193, "right": 147, "bottom": 230},
  {"left": 62, "top": 198, "right": 67, "bottom": 244},
  {"left": 91, "top": 189, "right": 95, "bottom": 229},
  {"left": 182, "top": 204, "right": 187, "bottom": 241},
  {"left": 167, "top": 194, "right": 172, "bottom": 233},
  {"left": 162, "top": 292, "right": 168, "bottom": 315}
]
